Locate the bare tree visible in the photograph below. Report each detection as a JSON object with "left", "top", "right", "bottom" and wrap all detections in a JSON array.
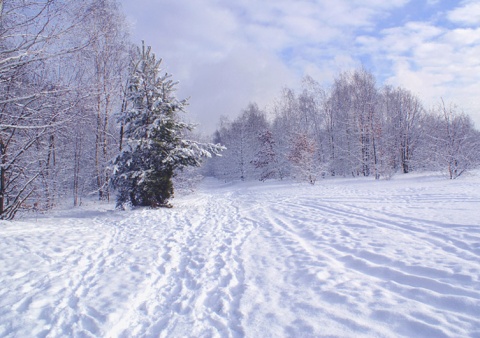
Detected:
[
  {"left": 0, "top": 0, "right": 114, "bottom": 218},
  {"left": 80, "top": 0, "right": 130, "bottom": 201},
  {"left": 326, "top": 69, "right": 379, "bottom": 177},
  {"left": 210, "top": 104, "right": 268, "bottom": 181},
  {"left": 379, "top": 86, "right": 423, "bottom": 175},
  {"left": 425, "top": 101, "right": 480, "bottom": 179}
]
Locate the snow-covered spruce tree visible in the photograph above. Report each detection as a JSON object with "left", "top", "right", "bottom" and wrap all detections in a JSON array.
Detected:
[
  {"left": 251, "top": 130, "right": 279, "bottom": 181},
  {"left": 112, "top": 42, "right": 223, "bottom": 208},
  {"left": 288, "top": 133, "right": 317, "bottom": 184}
]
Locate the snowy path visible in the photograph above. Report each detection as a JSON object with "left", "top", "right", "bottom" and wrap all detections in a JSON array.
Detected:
[{"left": 1, "top": 173, "right": 480, "bottom": 337}]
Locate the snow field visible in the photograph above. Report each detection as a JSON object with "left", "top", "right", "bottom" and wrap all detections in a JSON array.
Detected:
[{"left": 1, "top": 172, "right": 480, "bottom": 337}]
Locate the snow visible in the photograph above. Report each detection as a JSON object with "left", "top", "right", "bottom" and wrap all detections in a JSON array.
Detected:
[{"left": 1, "top": 172, "right": 480, "bottom": 337}]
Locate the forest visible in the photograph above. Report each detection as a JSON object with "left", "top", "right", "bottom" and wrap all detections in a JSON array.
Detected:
[
  {"left": 208, "top": 72, "right": 480, "bottom": 184},
  {"left": 1, "top": 0, "right": 480, "bottom": 219}
]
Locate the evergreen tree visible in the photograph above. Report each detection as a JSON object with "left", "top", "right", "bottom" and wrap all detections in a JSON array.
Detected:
[
  {"left": 112, "top": 42, "right": 223, "bottom": 208},
  {"left": 251, "top": 130, "right": 279, "bottom": 181},
  {"left": 288, "top": 133, "right": 317, "bottom": 185}
]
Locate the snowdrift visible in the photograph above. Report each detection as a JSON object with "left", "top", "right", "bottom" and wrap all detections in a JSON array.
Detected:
[{"left": 1, "top": 172, "right": 479, "bottom": 337}]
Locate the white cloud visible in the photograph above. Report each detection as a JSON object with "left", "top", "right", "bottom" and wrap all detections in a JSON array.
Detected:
[
  {"left": 357, "top": 7, "right": 480, "bottom": 127},
  {"left": 120, "top": 0, "right": 480, "bottom": 131},
  {"left": 444, "top": 27, "right": 480, "bottom": 45},
  {"left": 179, "top": 45, "right": 298, "bottom": 131},
  {"left": 120, "top": 0, "right": 410, "bottom": 132},
  {"left": 447, "top": 1, "right": 480, "bottom": 26}
]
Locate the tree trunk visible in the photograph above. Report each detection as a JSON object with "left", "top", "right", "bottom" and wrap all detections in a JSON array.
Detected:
[{"left": 0, "top": 140, "right": 5, "bottom": 217}]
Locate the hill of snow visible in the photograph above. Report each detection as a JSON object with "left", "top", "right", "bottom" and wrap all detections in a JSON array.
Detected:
[{"left": 1, "top": 172, "right": 480, "bottom": 337}]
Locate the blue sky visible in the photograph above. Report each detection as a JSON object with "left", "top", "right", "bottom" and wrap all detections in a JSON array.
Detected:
[{"left": 119, "top": 0, "right": 480, "bottom": 133}]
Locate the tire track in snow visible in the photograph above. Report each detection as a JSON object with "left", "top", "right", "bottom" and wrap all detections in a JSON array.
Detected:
[
  {"left": 107, "top": 190, "right": 254, "bottom": 338},
  {"left": 270, "top": 199, "right": 480, "bottom": 300},
  {"left": 313, "top": 201, "right": 480, "bottom": 258},
  {"left": 2, "top": 176, "right": 480, "bottom": 337},
  {"left": 241, "top": 203, "right": 386, "bottom": 337},
  {"left": 236, "top": 183, "right": 480, "bottom": 338}
]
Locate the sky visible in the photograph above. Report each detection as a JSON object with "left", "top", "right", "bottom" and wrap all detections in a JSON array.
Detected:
[{"left": 119, "top": 0, "right": 480, "bottom": 134}]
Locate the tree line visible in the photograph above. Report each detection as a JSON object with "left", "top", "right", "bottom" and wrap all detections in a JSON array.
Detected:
[
  {"left": 0, "top": 0, "right": 223, "bottom": 219},
  {"left": 208, "top": 69, "right": 480, "bottom": 183},
  {"left": 0, "top": 0, "right": 135, "bottom": 219}
]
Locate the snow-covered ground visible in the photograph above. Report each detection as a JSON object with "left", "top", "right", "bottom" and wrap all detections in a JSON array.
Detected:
[{"left": 1, "top": 172, "right": 480, "bottom": 338}]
